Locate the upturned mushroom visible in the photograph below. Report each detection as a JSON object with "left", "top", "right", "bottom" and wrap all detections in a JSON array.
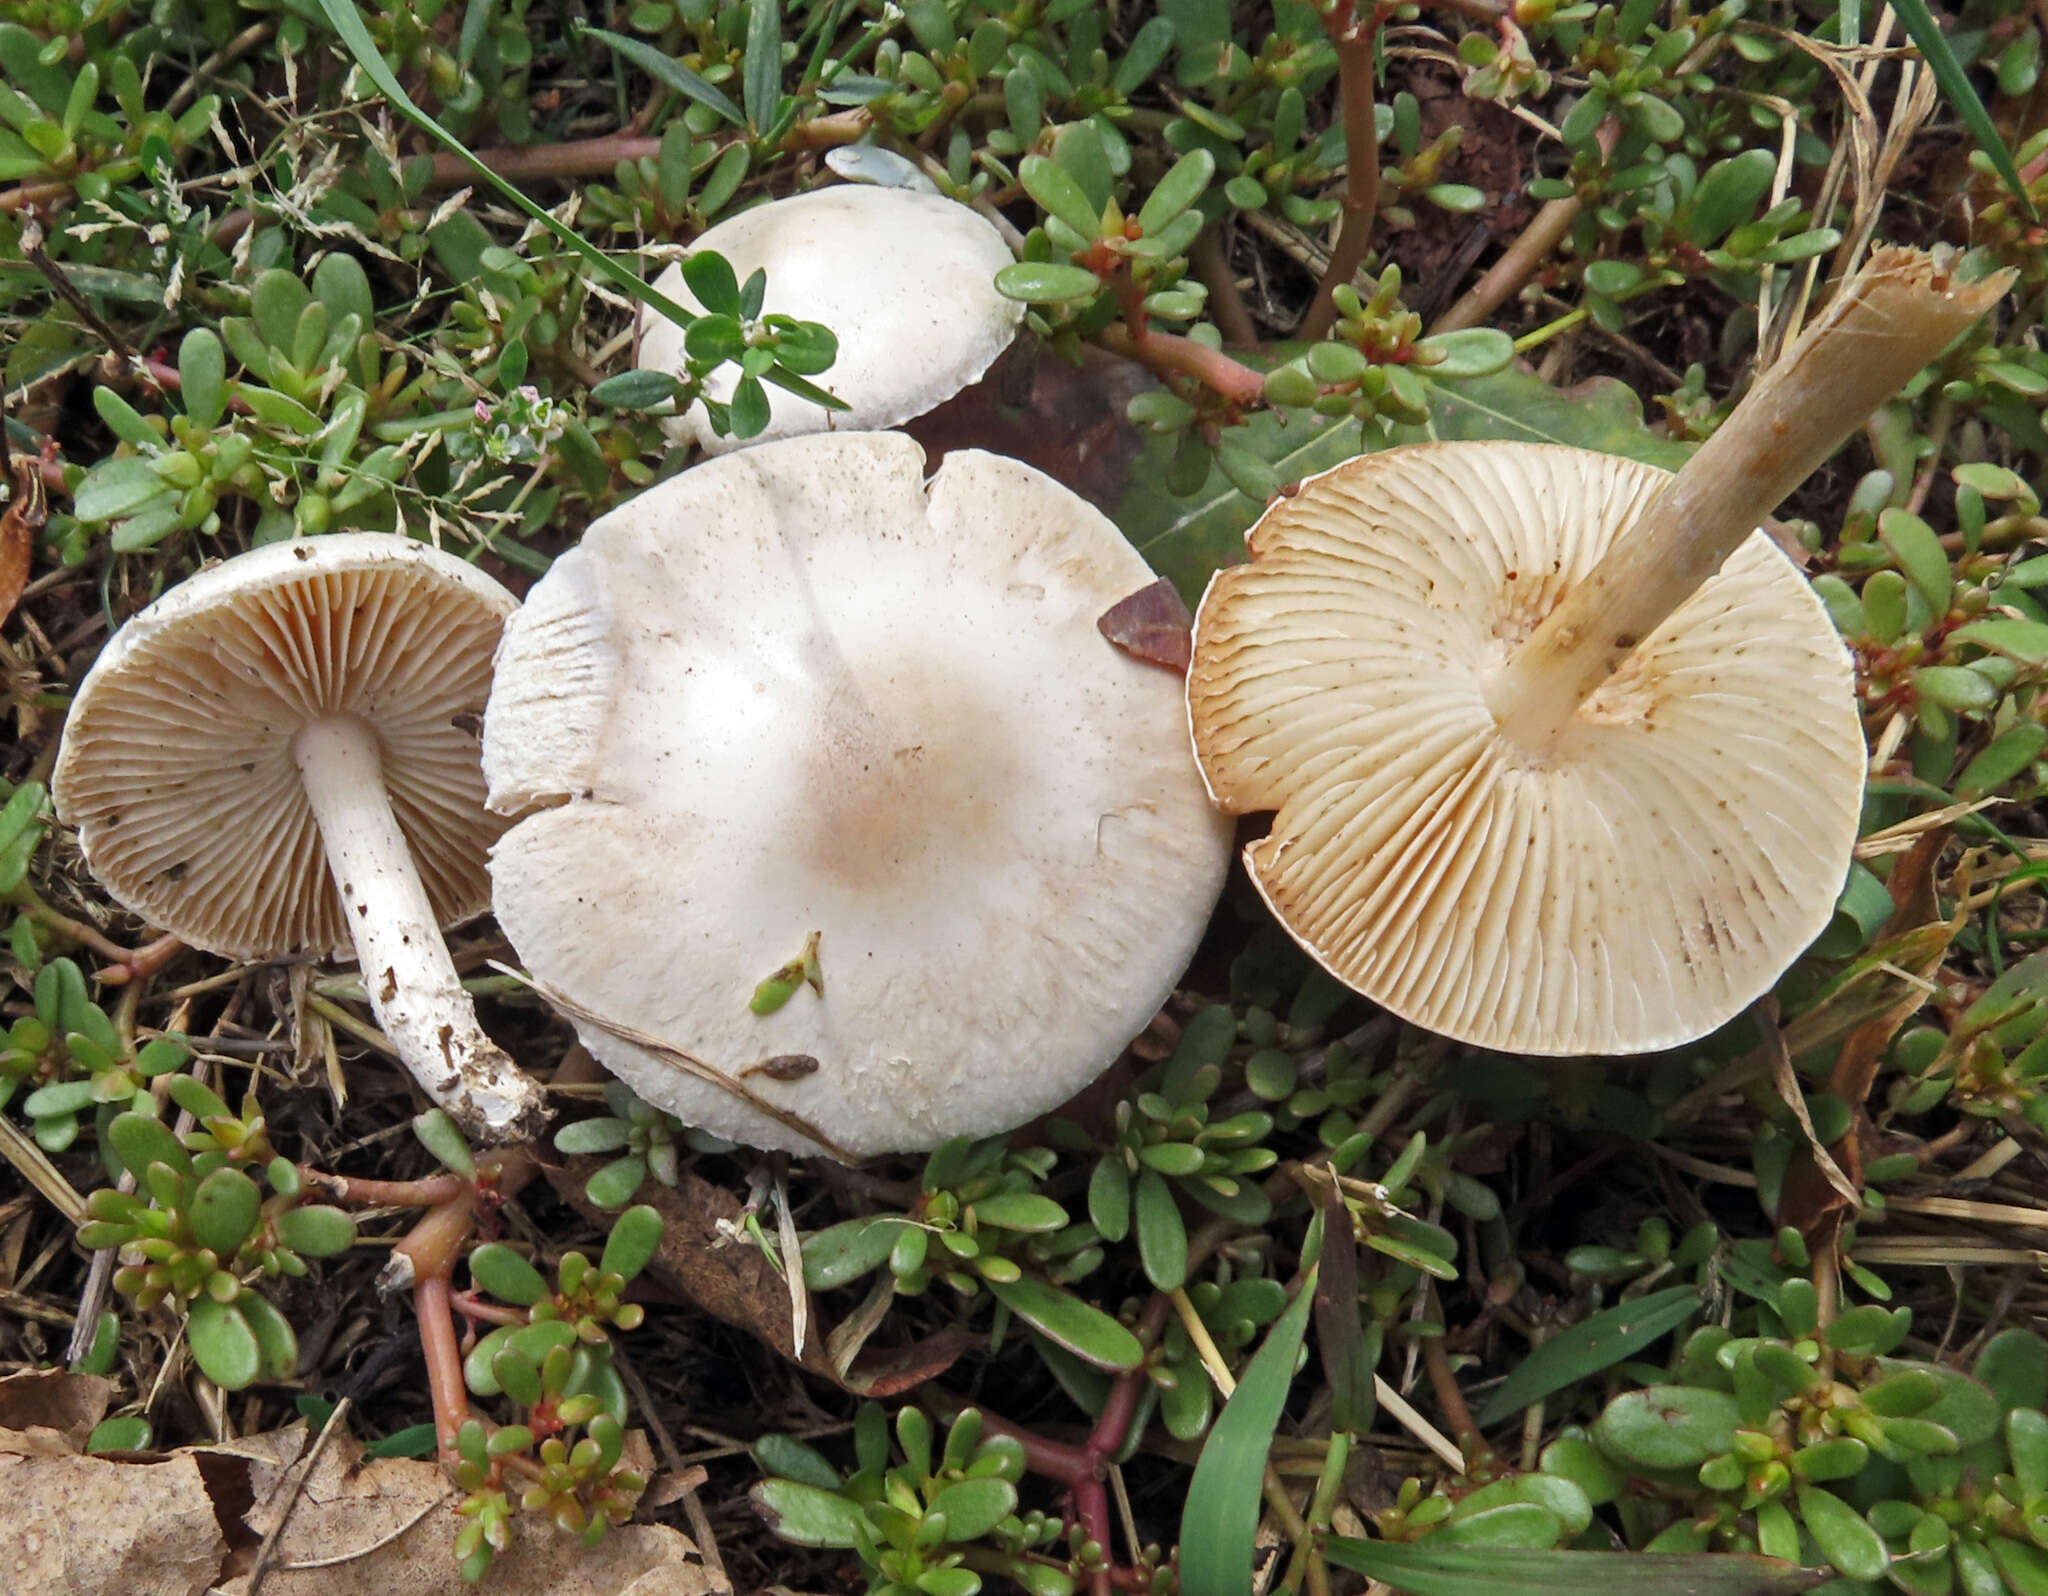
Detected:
[
  {"left": 53, "top": 534, "right": 548, "bottom": 1141},
  {"left": 638, "top": 184, "right": 1022, "bottom": 455},
  {"left": 484, "top": 430, "right": 1232, "bottom": 1158},
  {"left": 1188, "top": 247, "right": 2012, "bottom": 1055}
]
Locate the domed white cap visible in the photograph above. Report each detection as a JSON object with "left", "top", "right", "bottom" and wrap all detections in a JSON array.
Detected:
[
  {"left": 485, "top": 432, "right": 1232, "bottom": 1157},
  {"left": 638, "top": 186, "right": 1022, "bottom": 455}
]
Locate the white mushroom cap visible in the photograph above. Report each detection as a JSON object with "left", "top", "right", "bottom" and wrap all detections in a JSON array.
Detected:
[
  {"left": 638, "top": 186, "right": 1022, "bottom": 456},
  {"left": 1187, "top": 442, "right": 1865, "bottom": 1056},
  {"left": 485, "top": 431, "right": 1232, "bottom": 1158},
  {"left": 54, "top": 534, "right": 547, "bottom": 1141},
  {"left": 54, "top": 534, "right": 511, "bottom": 958}
]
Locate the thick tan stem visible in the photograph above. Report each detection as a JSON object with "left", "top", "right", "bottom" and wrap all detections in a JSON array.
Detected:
[{"left": 1489, "top": 248, "right": 2012, "bottom": 750}]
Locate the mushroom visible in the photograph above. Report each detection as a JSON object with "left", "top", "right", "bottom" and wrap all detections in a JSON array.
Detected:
[
  {"left": 53, "top": 534, "right": 548, "bottom": 1141},
  {"left": 1188, "top": 248, "right": 2012, "bottom": 1055},
  {"left": 484, "top": 431, "right": 1232, "bottom": 1158},
  {"left": 639, "top": 185, "right": 1022, "bottom": 455}
]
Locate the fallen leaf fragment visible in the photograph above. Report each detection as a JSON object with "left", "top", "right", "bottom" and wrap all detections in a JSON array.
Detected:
[
  {"left": 1097, "top": 577, "right": 1195, "bottom": 674},
  {"left": 551, "top": 1158, "right": 970, "bottom": 1397},
  {"left": 216, "top": 1427, "right": 718, "bottom": 1596},
  {"left": 0, "top": 453, "right": 45, "bottom": 628},
  {"left": 903, "top": 341, "right": 1155, "bottom": 512},
  {"left": 0, "top": 1412, "right": 722, "bottom": 1596},
  {"left": 0, "top": 1447, "right": 224, "bottom": 1596},
  {"left": 0, "top": 1367, "right": 111, "bottom": 1452}
]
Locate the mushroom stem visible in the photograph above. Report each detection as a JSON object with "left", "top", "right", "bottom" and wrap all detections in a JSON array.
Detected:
[
  {"left": 292, "top": 715, "right": 546, "bottom": 1143},
  {"left": 1488, "top": 248, "right": 2014, "bottom": 752}
]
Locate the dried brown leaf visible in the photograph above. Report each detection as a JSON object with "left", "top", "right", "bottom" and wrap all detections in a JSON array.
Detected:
[
  {"left": 903, "top": 342, "right": 1154, "bottom": 512},
  {"left": 550, "top": 1158, "right": 969, "bottom": 1397},
  {"left": 1098, "top": 578, "right": 1194, "bottom": 674},
  {"left": 0, "top": 456, "right": 44, "bottom": 628},
  {"left": 215, "top": 1427, "right": 715, "bottom": 1596},
  {"left": 0, "top": 1368, "right": 111, "bottom": 1452},
  {"left": 0, "top": 1447, "right": 224, "bottom": 1596}
]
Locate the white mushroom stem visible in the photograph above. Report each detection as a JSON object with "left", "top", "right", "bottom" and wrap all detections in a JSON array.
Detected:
[
  {"left": 1488, "top": 248, "right": 2015, "bottom": 753},
  {"left": 292, "top": 715, "right": 546, "bottom": 1143}
]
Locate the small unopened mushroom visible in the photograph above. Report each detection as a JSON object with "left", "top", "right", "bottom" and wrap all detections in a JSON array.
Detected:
[
  {"left": 484, "top": 431, "right": 1232, "bottom": 1158},
  {"left": 639, "top": 185, "right": 1022, "bottom": 455},
  {"left": 1189, "top": 248, "right": 2012, "bottom": 1055},
  {"left": 53, "top": 534, "right": 547, "bottom": 1141}
]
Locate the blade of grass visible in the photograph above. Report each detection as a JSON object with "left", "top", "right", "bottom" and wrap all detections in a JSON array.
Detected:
[
  {"left": 1179, "top": 1265, "right": 1317, "bottom": 1596},
  {"left": 1323, "top": 1542, "right": 1828, "bottom": 1596},
  {"left": 745, "top": 0, "right": 783, "bottom": 135},
  {"left": 1890, "top": 0, "right": 2038, "bottom": 220},
  {"left": 1473, "top": 1284, "right": 1702, "bottom": 1427},
  {"left": 578, "top": 26, "right": 745, "bottom": 127},
  {"left": 313, "top": 0, "right": 845, "bottom": 414}
]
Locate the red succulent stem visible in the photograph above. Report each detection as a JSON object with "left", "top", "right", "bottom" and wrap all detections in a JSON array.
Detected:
[
  {"left": 299, "top": 1168, "right": 469, "bottom": 1208},
  {"left": 1097, "top": 261, "right": 1267, "bottom": 407},
  {"left": 397, "top": 1190, "right": 478, "bottom": 1462},
  {"left": 1299, "top": 1, "right": 1385, "bottom": 342}
]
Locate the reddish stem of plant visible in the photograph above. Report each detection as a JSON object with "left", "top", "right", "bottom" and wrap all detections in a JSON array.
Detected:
[
  {"left": 427, "top": 135, "right": 660, "bottom": 191},
  {"left": 416, "top": 109, "right": 873, "bottom": 194},
  {"left": 1299, "top": 3, "right": 1384, "bottom": 343},
  {"left": 397, "top": 1189, "right": 478, "bottom": 1460},
  {"left": 93, "top": 932, "right": 184, "bottom": 987},
  {"left": 450, "top": 1289, "right": 529, "bottom": 1327},
  {"left": 1094, "top": 258, "right": 1268, "bottom": 406},
  {"left": 1421, "top": 1320, "right": 1492, "bottom": 1470},
  {"left": 970, "top": 1409, "right": 1095, "bottom": 1487},
  {"left": 1102, "top": 323, "right": 1267, "bottom": 405},
  {"left": 298, "top": 1167, "right": 469, "bottom": 1208},
  {"left": 950, "top": 1289, "right": 1187, "bottom": 1596}
]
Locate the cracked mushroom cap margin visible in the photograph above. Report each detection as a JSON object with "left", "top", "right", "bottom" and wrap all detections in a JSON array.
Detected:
[{"left": 483, "top": 430, "right": 1234, "bottom": 1158}]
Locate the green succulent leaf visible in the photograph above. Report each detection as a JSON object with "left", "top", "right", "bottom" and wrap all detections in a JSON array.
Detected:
[
  {"left": 995, "top": 262, "right": 1105, "bottom": 304},
  {"left": 754, "top": 1433, "right": 842, "bottom": 1491},
  {"left": 969, "top": 1192, "right": 1069, "bottom": 1233},
  {"left": 983, "top": 1276, "right": 1142, "bottom": 1371},
  {"left": 107, "top": 1111, "right": 190, "bottom": 1182},
  {"left": 599, "top": 1204, "right": 664, "bottom": 1284},
  {"left": 804, "top": 1216, "right": 907, "bottom": 1290},
  {"left": 930, "top": 1476, "right": 1018, "bottom": 1542},
  {"left": 1593, "top": 1385, "right": 1741, "bottom": 1470},
  {"left": 236, "top": 1291, "right": 300, "bottom": 1382},
  {"left": 274, "top": 1205, "right": 357, "bottom": 1258},
  {"left": 469, "top": 1243, "right": 550, "bottom": 1306},
  {"left": 1796, "top": 1483, "right": 1888, "bottom": 1581},
  {"left": 189, "top": 1167, "right": 262, "bottom": 1256},
  {"left": 188, "top": 1296, "right": 261, "bottom": 1390},
  {"left": 749, "top": 1478, "right": 868, "bottom": 1548}
]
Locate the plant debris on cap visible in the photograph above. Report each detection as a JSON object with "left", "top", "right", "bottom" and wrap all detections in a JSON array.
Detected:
[
  {"left": 638, "top": 185, "right": 1022, "bottom": 455},
  {"left": 484, "top": 431, "right": 1232, "bottom": 1159},
  {"left": 53, "top": 533, "right": 546, "bottom": 1141},
  {"left": 1187, "top": 441, "right": 1866, "bottom": 1056}
]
